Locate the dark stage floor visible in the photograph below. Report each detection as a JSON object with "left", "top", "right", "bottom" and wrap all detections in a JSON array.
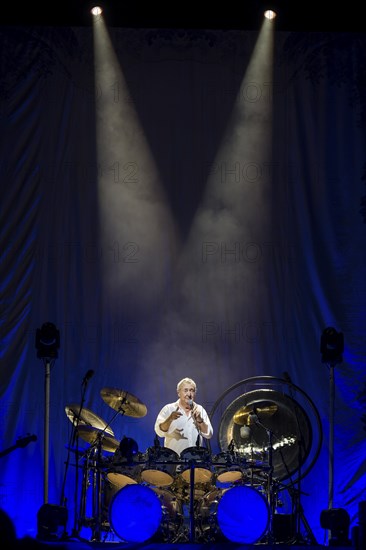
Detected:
[
  {"left": 14, "top": 542, "right": 355, "bottom": 550},
  {"left": 13, "top": 542, "right": 355, "bottom": 550}
]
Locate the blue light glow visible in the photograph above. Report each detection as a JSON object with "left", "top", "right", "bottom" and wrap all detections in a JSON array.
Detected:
[
  {"left": 109, "top": 484, "right": 163, "bottom": 542},
  {"left": 217, "top": 485, "right": 269, "bottom": 543}
]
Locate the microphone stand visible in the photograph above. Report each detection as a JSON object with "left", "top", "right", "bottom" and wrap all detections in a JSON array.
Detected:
[{"left": 60, "top": 376, "right": 92, "bottom": 539}]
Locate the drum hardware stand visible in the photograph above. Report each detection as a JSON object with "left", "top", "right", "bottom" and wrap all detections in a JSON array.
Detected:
[
  {"left": 284, "top": 373, "right": 318, "bottom": 546},
  {"left": 77, "top": 452, "right": 90, "bottom": 532},
  {"left": 189, "top": 460, "right": 196, "bottom": 543},
  {"left": 90, "top": 436, "right": 105, "bottom": 542},
  {"left": 283, "top": 484, "right": 317, "bottom": 546},
  {"left": 60, "top": 380, "right": 90, "bottom": 537},
  {"left": 249, "top": 412, "right": 276, "bottom": 544}
]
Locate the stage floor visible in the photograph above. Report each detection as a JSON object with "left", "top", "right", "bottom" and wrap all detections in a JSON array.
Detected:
[{"left": 19, "top": 542, "right": 353, "bottom": 550}]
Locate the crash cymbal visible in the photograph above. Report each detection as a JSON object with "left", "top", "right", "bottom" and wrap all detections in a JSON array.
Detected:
[
  {"left": 76, "top": 425, "right": 119, "bottom": 453},
  {"left": 65, "top": 404, "right": 114, "bottom": 436},
  {"left": 233, "top": 404, "right": 278, "bottom": 426},
  {"left": 100, "top": 387, "right": 147, "bottom": 418}
]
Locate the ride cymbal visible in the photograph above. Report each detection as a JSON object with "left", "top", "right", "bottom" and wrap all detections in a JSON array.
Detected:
[
  {"left": 233, "top": 404, "right": 278, "bottom": 426},
  {"left": 65, "top": 404, "right": 114, "bottom": 435},
  {"left": 76, "top": 425, "right": 119, "bottom": 453},
  {"left": 100, "top": 387, "right": 147, "bottom": 418}
]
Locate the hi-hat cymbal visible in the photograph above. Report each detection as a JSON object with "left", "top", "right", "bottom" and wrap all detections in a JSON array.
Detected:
[
  {"left": 233, "top": 404, "right": 278, "bottom": 426},
  {"left": 65, "top": 404, "right": 114, "bottom": 436},
  {"left": 100, "top": 387, "right": 147, "bottom": 418},
  {"left": 76, "top": 425, "right": 119, "bottom": 453}
]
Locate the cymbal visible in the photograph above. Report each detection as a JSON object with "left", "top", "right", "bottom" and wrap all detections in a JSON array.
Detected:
[
  {"left": 100, "top": 387, "right": 147, "bottom": 418},
  {"left": 76, "top": 425, "right": 119, "bottom": 453},
  {"left": 65, "top": 404, "right": 114, "bottom": 436},
  {"left": 233, "top": 404, "right": 278, "bottom": 426}
]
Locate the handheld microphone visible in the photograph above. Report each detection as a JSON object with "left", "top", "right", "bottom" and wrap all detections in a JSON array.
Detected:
[
  {"left": 188, "top": 399, "right": 194, "bottom": 409},
  {"left": 82, "top": 369, "right": 94, "bottom": 385}
]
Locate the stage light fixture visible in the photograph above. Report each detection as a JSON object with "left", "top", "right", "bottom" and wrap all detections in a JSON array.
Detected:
[
  {"left": 264, "top": 10, "right": 277, "bottom": 20},
  {"left": 37, "top": 504, "right": 68, "bottom": 541},
  {"left": 91, "top": 5, "right": 102, "bottom": 16},
  {"left": 35, "top": 322, "right": 60, "bottom": 360},
  {"left": 320, "top": 508, "right": 352, "bottom": 546},
  {"left": 320, "top": 327, "right": 344, "bottom": 364}
]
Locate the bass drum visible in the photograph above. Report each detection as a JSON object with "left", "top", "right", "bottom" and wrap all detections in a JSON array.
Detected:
[
  {"left": 109, "top": 484, "right": 182, "bottom": 543},
  {"left": 198, "top": 485, "right": 269, "bottom": 544}
]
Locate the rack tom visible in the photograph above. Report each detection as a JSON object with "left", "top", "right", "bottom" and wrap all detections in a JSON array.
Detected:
[
  {"left": 213, "top": 451, "right": 243, "bottom": 484},
  {"left": 141, "top": 447, "right": 179, "bottom": 487},
  {"left": 106, "top": 449, "right": 143, "bottom": 489},
  {"left": 180, "top": 446, "right": 212, "bottom": 485}
]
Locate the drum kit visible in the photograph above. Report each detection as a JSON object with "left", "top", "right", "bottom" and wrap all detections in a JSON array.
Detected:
[
  {"left": 64, "top": 387, "right": 283, "bottom": 545},
  {"left": 64, "top": 378, "right": 322, "bottom": 545}
]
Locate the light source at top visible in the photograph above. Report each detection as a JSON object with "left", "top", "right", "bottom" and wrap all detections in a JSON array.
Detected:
[
  {"left": 91, "top": 5, "right": 103, "bottom": 16},
  {"left": 264, "top": 9, "right": 277, "bottom": 20}
]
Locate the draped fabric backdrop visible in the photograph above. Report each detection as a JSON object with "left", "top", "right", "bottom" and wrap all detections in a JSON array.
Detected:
[{"left": 1, "top": 24, "right": 366, "bottom": 543}]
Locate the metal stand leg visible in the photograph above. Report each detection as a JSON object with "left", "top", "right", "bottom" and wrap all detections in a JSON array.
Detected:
[
  {"left": 78, "top": 456, "right": 89, "bottom": 534},
  {"left": 189, "top": 462, "right": 195, "bottom": 543},
  {"left": 287, "top": 486, "right": 318, "bottom": 545},
  {"left": 90, "top": 445, "right": 102, "bottom": 542}
]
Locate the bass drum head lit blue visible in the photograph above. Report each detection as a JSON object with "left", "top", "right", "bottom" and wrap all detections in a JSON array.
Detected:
[
  {"left": 109, "top": 484, "right": 163, "bottom": 542},
  {"left": 217, "top": 485, "right": 269, "bottom": 543}
]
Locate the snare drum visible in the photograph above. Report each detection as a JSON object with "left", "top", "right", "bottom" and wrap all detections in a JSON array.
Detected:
[
  {"left": 180, "top": 446, "right": 212, "bottom": 485},
  {"left": 141, "top": 447, "right": 179, "bottom": 487}
]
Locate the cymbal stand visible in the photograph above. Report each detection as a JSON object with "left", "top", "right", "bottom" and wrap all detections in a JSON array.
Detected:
[
  {"left": 60, "top": 379, "right": 89, "bottom": 537},
  {"left": 78, "top": 449, "right": 92, "bottom": 534},
  {"left": 90, "top": 436, "right": 103, "bottom": 542},
  {"left": 253, "top": 417, "right": 275, "bottom": 544}
]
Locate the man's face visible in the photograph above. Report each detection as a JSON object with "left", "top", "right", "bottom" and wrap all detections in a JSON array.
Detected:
[{"left": 178, "top": 383, "right": 196, "bottom": 406}]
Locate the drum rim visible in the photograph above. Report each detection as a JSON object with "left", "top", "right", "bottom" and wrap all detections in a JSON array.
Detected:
[{"left": 180, "top": 445, "right": 210, "bottom": 457}]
